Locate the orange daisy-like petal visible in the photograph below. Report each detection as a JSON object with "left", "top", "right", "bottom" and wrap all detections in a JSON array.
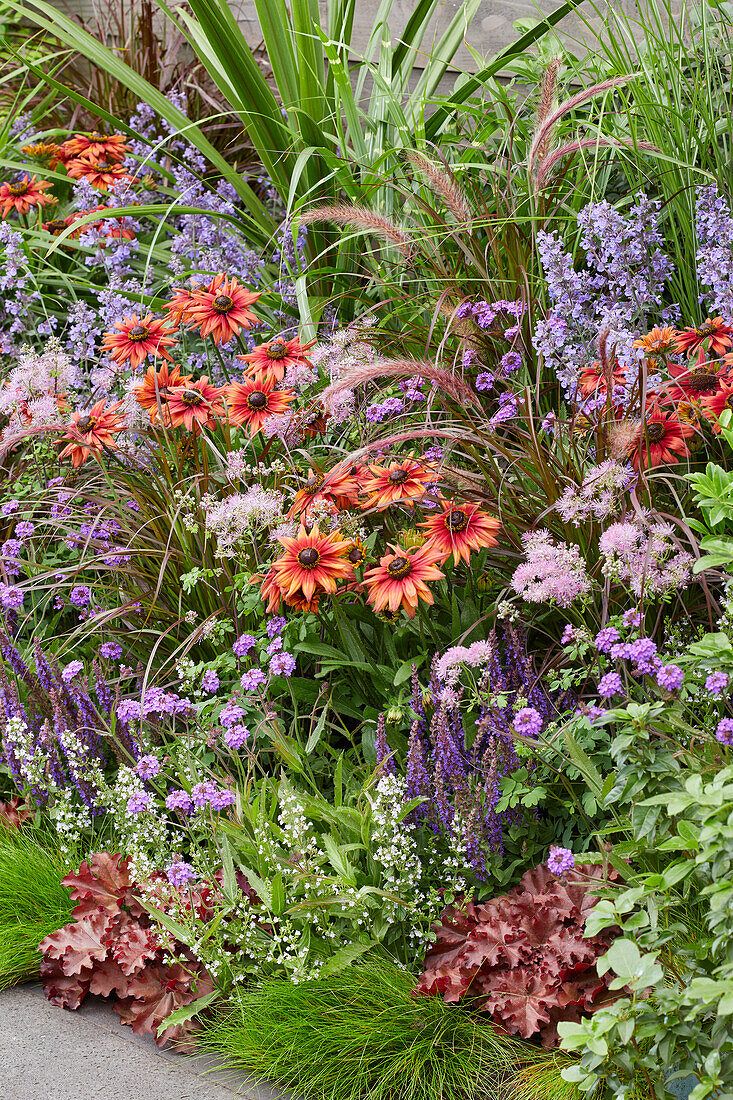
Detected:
[
  {"left": 185, "top": 273, "right": 261, "bottom": 346},
  {"left": 57, "top": 399, "right": 126, "bottom": 467},
  {"left": 162, "top": 377, "right": 226, "bottom": 433},
  {"left": 627, "top": 407, "right": 694, "bottom": 470},
  {"left": 288, "top": 464, "right": 360, "bottom": 520},
  {"left": 667, "top": 358, "right": 729, "bottom": 402},
  {"left": 65, "top": 159, "right": 132, "bottom": 190},
  {"left": 133, "top": 363, "right": 194, "bottom": 421},
  {"left": 420, "top": 502, "right": 501, "bottom": 566},
  {"left": 238, "top": 335, "right": 317, "bottom": 384},
  {"left": 701, "top": 379, "right": 733, "bottom": 434},
  {"left": 0, "top": 175, "right": 55, "bottom": 219},
  {"left": 675, "top": 317, "right": 733, "bottom": 359},
  {"left": 61, "top": 132, "right": 128, "bottom": 165},
  {"left": 361, "top": 458, "right": 433, "bottom": 511},
  {"left": 577, "top": 359, "right": 626, "bottom": 397},
  {"left": 363, "top": 543, "right": 445, "bottom": 618},
  {"left": 101, "top": 315, "right": 177, "bottom": 371},
  {"left": 271, "top": 524, "right": 352, "bottom": 602},
  {"left": 633, "top": 326, "right": 678, "bottom": 357},
  {"left": 225, "top": 375, "right": 295, "bottom": 436}
]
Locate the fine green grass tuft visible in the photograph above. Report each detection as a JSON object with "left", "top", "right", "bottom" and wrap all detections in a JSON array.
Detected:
[
  {"left": 197, "top": 957, "right": 518, "bottom": 1100},
  {"left": 0, "top": 826, "right": 77, "bottom": 989}
]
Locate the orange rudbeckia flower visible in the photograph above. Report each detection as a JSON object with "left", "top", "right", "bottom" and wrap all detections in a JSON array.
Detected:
[
  {"left": 65, "top": 159, "right": 131, "bottom": 190},
  {"left": 363, "top": 543, "right": 445, "bottom": 618},
  {"left": 627, "top": 407, "right": 694, "bottom": 470},
  {"left": 420, "top": 502, "right": 501, "bottom": 566},
  {"left": 361, "top": 458, "right": 433, "bottom": 511},
  {"left": 162, "top": 377, "right": 226, "bottom": 433},
  {"left": 57, "top": 399, "right": 126, "bottom": 467},
  {"left": 288, "top": 465, "right": 360, "bottom": 520},
  {"left": 61, "top": 132, "right": 128, "bottom": 164},
  {"left": 0, "top": 175, "right": 54, "bottom": 219},
  {"left": 133, "top": 363, "right": 194, "bottom": 421},
  {"left": 225, "top": 375, "right": 295, "bottom": 436},
  {"left": 238, "top": 335, "right": 317, "bottom": 384},
  {"left": 185, "top": 273, "right": 261, "bottom": 346},
  {"left": 675, "top": 317, "right": 733, "bottom": 360},
  {"left": 102, "top": 315, "right": 177, "bottom": 370},
  {"left": 271, "top": 525, "right": 352, "bottom": 602}
]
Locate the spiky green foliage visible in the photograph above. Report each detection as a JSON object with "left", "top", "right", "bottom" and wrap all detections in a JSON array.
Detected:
[
  {"left": 197, "top": 958, "right": 517, "bottom": 1100},
  {"left": 0, "top": 827, "right": 77, "bottom": 989}
]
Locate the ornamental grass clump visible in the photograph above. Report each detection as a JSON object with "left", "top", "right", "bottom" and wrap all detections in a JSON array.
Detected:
[
  {"left": 197, "top": 957, "right": 517, "bottom": 1100},
  {"left": 0, "top": 824, "right": 78, "bottom": 989}
]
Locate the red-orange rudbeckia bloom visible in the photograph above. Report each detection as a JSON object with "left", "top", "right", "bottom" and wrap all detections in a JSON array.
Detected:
[
  {"left": 271, "top": 525, "right": 352, "bottom": 602},
  {"left": 163, "top": 285, "right": 202, "bottom": 327},
  {"left": 57, "top": 399, "right": 126, "bottom": 467},
  {"left": 133, "top": 363, "right": 194, "bottom": 421},
  {"left": 162, "top": 377, "right": 226, "bottom": 433},
  {"left": 420, "top": 501, "right": 501, "bottom": 566},
  {"left": 225, "top": 375, "right": 295, "bottom": 436},
  {"left": 238, "top": 335, "right": 317, "bottom": 384},
  {"left": 0, "top": 175, "right": 54, "bottom": 219},
  {"left": 361, "top": 458, "right": 432, "bottom": 511},
  {"left": 65, "top": 159, "right": 132, "bottom": 190},
  {"left": 675, "top": 317, "right": 733, "bottom": 360},
  {"left": 701, "top": 379, "right": 733, "bottom": 433},
  {"left": 102, "top": 315, "right": 177, "bottom": 371},
  {"left": 627, "top": 407, "right": 694, "bottom": 470},
  {"left": 667, "top": 358, "right": 728, "bottom": 402},
  {"left": 61, "top": 132, "right": 128, "bottom": 164},
  {"left": 633, "top": 326, "right": 678, "bottom": 358},
  {"left": 288, "top": 465, "right": 360, "bottom": 520},
  {"left": 577, "top": 358, "right": 626, "bottom": 397},
  {"left": 185, "top": 274, "right": 261, "bottom": 346},
  {"left": 363, "top": 543, "right": 445, "bottom": 618}
]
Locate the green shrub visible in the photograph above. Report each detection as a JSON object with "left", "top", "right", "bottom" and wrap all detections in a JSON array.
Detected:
[
  {"left": 0, "top": 827, "right": 77, "bottom": 989},
  {"left": 197, "top": 957, "right": 516, "bottom": 1100}
]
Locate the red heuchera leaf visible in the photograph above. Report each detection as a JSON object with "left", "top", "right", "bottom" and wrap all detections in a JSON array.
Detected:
[
  {"left": 39, "top": 910, "right": 113, "bottom": 976},
  {"left": 417, "top": 861, "right": 621, "bottom": 1046},
  {"left": 39, "top": 956, "right": 91, "bottom": 1009},
  {"left": 112, "top": 914, "right": 161, "bottom": 975},
  {"left": 0, "top": 796, "right": 33, "bottom": 829},
  {"left": 63, "top": 853, "right": 134, "bottom": 918},
  {"left": 115, "top": 963, "right": 214, "bottom": 1047}
]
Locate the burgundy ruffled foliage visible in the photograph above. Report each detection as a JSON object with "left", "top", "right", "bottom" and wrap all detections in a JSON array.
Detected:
[
  {"left": 38, "top": 852, "right": 213, "bottom": 1047},
  {"left": 0, "top": 795, "right": 33, "bottom": 828},
  {"left": 416, "top": 862, "right": 620, "bottom": 1047}
]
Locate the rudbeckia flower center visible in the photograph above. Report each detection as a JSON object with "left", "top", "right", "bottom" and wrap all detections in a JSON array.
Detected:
[
  {"left": 445, "top": 510, "right": 469, "bottom": 533},
  {"left": 94, "top": 162, "right": 111, "bottom": 171},
  {"left": 46, "top": 219, "right": 68, "bottom": 234},
  {"left": 128, "top": 325, "right": 149, "bottom": 341},
  {"left": 726, "top": 395, "right": 733, "bottom": 410},
  {"left": 76, "top": 415, "right": 96, "bottom": 433},
  {"left": 645, "top": 422, "right": 666, "bottom": 443},
  {"left": 687, "top": 368, "right": 718, "bottom": 390},
  {"left": 212, "top": 294, "right": 234, "bottom": 314},
  {"left": 247, "top": 391, "right": 267, "bottom": 410},
  {"left": 305, "top": 474, "right": 324, "bottom": 492},
  {"left": 348, "top": 547, "right": 365, "bottom": 564},
  {"left": 180, "top": 389, "right": 204, "bottom": 407},
  {"left": 8, "top": 181, "right": 29, "bottom": 196},
  {"left": 388, "top": 468, "right": 409, "bottom": 484},
  {"left": 267, "top": 339, "right": 289, "bottom": 360},
  {"left": 387, "top": 556, "right": 412, "bottom": 578},
  {"left": 695, "top": 322, "right": 716, "bottom": 337},
  {"left": 297, "top": 548, "right": 321, "bottom": 568}
]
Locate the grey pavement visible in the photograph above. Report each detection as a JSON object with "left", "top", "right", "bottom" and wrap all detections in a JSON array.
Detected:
[{"left": 0, "top": 983, "right": 282, "bottom": 1100}]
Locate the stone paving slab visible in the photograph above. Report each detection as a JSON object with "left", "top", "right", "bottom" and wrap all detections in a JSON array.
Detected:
[{"left": 0, "top": 983, "right": 281, "bottom": 1100}]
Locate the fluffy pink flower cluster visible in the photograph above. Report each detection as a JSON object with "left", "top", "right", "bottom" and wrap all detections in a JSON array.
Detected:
[
  {"left": 203, "top": 487, "right": 285, "bottom": 556},
  {"left": 555, "top": 460, "right": 637, "bottom": 526},
  {"left": 0, "top": 339, "right": 81, "bottom": 442},
  {"left": 598, "top": 521, "right": 693, "bottom": 599},
  {"left": 511, "top": 530, "right": 592, "bottom": 608}
]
